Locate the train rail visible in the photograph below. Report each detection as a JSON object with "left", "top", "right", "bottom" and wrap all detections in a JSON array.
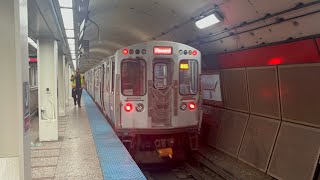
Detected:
[{"left": 139, "top": 147, "right": 236, "bottom": 180}]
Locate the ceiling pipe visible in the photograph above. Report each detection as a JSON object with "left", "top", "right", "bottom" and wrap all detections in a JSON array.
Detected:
[
  {"left": 188, "top": 0, "right": 320, "bottom": 45},
  {"left": 87, "top": 17, "right": 101, "bottom": 42}
]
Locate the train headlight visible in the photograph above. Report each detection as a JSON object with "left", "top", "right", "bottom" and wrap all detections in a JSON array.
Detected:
[
  {"left": 180, "top": 103, "right": 187, "bottom": 111},
  {"left": 136, "top": 103, "right": 144, "bottom": 112},
  {"left": 124, "top": 103, "right": 133, "bottom": 112}
]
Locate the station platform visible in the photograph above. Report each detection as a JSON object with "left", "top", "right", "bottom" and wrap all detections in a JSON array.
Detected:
[{"left": 30, "top": 91, "right": 146, "bottom": 180}]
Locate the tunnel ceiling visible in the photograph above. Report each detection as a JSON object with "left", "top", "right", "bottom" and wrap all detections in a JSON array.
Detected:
[{"left": 77, "top": 0, "right": 320, "bottom": 71}]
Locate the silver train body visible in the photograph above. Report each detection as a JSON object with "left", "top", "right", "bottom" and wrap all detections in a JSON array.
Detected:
[{"left": 85, "top": 41, "right": 201, "bottom": 162}]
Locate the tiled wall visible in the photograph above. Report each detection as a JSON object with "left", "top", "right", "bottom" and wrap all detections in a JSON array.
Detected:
[{"left": 204, "top": 42, "right": 320, "bottom": 180}]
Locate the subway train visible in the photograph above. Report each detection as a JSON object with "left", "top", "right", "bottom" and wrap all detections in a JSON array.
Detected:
[{"left": 85, "top": 41, "right": 201, "bottom": 162}]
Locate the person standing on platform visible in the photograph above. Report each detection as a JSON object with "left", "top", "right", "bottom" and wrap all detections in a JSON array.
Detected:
[{"left": 71, "top": 68, "right": 85, "bottom": 108}]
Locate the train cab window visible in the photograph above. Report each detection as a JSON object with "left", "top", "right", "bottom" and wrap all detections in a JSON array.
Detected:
[
  {"left": 154, "top": 63, "right": 168, "bottom": 89},
  {"left": 121, "top": 59, "right": 146, "bottom": 96},
  {"left": 179, "top": 60, "right": 198, "bottom": 95}
]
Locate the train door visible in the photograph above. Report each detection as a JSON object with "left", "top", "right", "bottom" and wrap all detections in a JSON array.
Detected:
[
  {"left": 109, "top": 58, "right": 115, "bottom": 123},
  {"left": 104, "top": 61, "right": 110, "bottom": 116},
  {"left": 101, "top": 64, "right": 105, "bottom": 112},
  {"left": 151, "top": 59, "right": 174, "bottom": 127},
  {"left": 95, "top": 68, "right": 100, "bottom": 103}
]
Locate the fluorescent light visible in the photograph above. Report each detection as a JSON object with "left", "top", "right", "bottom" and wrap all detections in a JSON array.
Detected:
[
  {"left": 58, "top": 0, "right": 72, "bottom": 8},
  {"left": 195, "top": 13, "right": 221, "bottom": 29},
  {"left": 79, "top": 30, "right": 84, "bottom": 40},
  {"left": 61, "top": 8, "right": 74, "bottom": 29},
  {"left": 68, "top": 38, "right": 75, "bottom": 45},
  {"left": 28, "top": 37, "right": 37, "bottom": 49},
  {"left": 80, "top": 19, "right": 86, "bottom": 33},
  {"left": 72, "top": 60, "right": 76, "bottom": 68},
  {"left": 65, "top": 29, "right": 74, "bottom": 38},
  {"left": 69, "top": 45, "right": 75, "bottom": 51}
]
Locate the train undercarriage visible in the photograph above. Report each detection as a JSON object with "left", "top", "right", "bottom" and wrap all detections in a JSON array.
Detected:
[{"left": 117, "top": 128, "right": 199, "bottom": 163}]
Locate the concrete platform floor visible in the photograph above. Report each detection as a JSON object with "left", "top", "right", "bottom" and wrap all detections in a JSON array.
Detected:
[{"left": 30, "top": 101, "right": 103, "bottom": 179}]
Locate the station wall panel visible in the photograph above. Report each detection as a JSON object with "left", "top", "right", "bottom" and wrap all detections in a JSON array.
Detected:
[
  {"left": 279, "top": 63, "right": 320, "bottom": 127},
  {"left": 238, "top": 115, "right": 280, "bottom": 172},
  {"left": 222, "top": 68, "right": 249, "bottom": 112},
  {"left": 246, "top": 66, "right": 280, "bottom": 119},
  {"left": 218, "top": 39, "right": 320, "bottom": 69},
  {"left": 267, "top": 122, "right": 320, "bottom": 180},
  {"left": 216, "top": 110, "right": 249, "bottom": 157},
  {"left": 316, "top": 38, "right": 320, "bottom": 52},
  {"left": 207, "top": 107, "right": 225, "bottom": 147},
  {"left": 205, "top": 37, "right": 320, "bottom": 177}
]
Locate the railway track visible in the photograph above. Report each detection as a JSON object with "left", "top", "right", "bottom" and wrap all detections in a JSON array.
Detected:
[{"left": 139, "top": 150, "right": 236, "bottom": 180}]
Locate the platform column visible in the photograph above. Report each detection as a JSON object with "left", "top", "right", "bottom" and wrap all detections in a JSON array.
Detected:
[
  {"left": 58, "top": 53, "right": 66, "bottom": 116},
  {"left": 69, "top": 67, "right": 73, "bottom": 101},
  {"left": 65, "top": 60, "right": 70, "bottom": 105},
  {"left": 0, "top": 0, "right": 31, "bottom": 179},
  {"left": 38, "top": 39, "right": 59, "bottom": 141}
]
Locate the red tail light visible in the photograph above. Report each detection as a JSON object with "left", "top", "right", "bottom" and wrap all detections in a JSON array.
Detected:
[
  {"left": 122, "top": 48, "right": 129, "bottom": 55},
  {"left": 188, "top": 102, "right": 196, "bottom": 110},
  {"left": 124, "top": 103, "right": 133, "bottom": 112},
  {"left": 192, "top": 50, "right": 198, "bottom": 56}
]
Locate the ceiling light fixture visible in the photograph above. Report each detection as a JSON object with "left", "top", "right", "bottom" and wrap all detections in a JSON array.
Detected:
[
  {"left": 72, "top": 60, "right": 76, "bottom": 68},
  {"left": 58, "top": 0, "right": 72, "bottom": 8},
  {"left": 195, "top": 13, "right": 222, "bottom": 29},
  {"left": 28, "top": 37, "right": 37, "bottom": 49},
  {"left": 65, "top": 29, "right": 75, "bottom": 38},
  {"left": 69, "top": 46, "right": 75, "bottom": 51},
  {"left": 68, "top": 38, "right": 75, "bottom": 45},
  {"left": 61, "top": 8, "right": 74, "bottom": 29}
]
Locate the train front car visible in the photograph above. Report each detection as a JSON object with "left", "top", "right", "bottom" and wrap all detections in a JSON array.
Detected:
[{"left": 113, "top": 41, "right": 201, "bottom": 163}]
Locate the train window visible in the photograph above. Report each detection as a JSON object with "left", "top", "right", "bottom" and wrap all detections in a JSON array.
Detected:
[
  {"left": 179, "top": 60, "right": 198, "bottom": 95},
  {"left": 121, "top": 59, "right": 146, "bottom": 96},
  {"left": 154, "top": 63, "right": 168, "bottom": 89}
]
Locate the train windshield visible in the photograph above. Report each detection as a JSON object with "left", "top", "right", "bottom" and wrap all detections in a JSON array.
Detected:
[
  {"left": 179, "top": 60, "right": 198, "bottom": 95},
  {"left": 154, "top": 63, "right": 168, "bottom": 89},
  {"left": 121, "top": 59, "right": 146, "bottom": 96}
]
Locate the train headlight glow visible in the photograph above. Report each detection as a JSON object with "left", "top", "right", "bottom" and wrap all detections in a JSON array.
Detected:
[
  {"left": 124, "top": 103, "right": 133, "bottom": 112},
  {"left": 180, "top": 103, "right": 187, "bottom": 111},
  {"left": 136, "top": 103, "right": 144, "bottom": 112}
]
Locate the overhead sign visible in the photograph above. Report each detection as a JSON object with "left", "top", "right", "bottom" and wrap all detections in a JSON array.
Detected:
[
  {"left": 201, "top": 74, "right": 222, "bottom": 102},
  {"left": 153, "top": 46, "right": 172, "bottom": 55}
]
